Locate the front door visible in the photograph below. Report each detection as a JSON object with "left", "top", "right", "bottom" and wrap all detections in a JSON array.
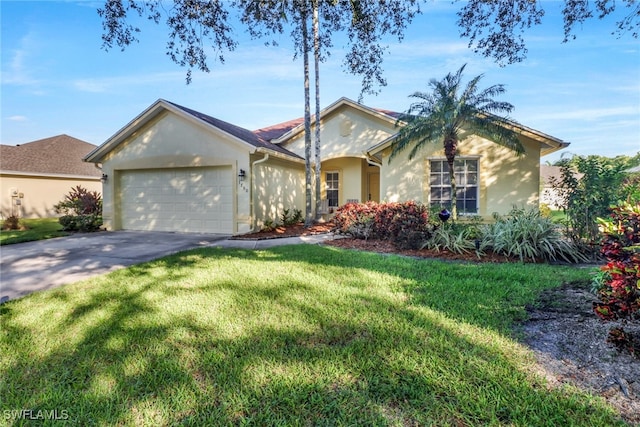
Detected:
[{"left": 367, "top": 172, "right": 380, "bottom": 203}]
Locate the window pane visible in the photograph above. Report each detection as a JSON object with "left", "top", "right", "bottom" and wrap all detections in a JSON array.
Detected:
[
  {"left": 431, "top": 161, "right": 442, "bottom": 172},
  {"left": 430, "top": 174, "right": 441, "bottom": 186}
]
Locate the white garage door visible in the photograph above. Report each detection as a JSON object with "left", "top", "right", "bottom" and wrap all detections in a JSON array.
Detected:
[{"left": 119, "top": 167, "right": 233, "bottom": 233}]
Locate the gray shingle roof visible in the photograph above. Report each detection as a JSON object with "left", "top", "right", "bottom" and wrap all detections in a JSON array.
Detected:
[
  {"left": 166, "top": 101, "right": 302, "bottom": 159},
  {"left": 0, "top": 134, "right": 100, "bottom": 177}
]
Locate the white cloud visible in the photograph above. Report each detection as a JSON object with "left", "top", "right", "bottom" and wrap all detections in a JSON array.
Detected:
[
  {"left": 1, "top": 34, "right": 41, "bottom": 86},
  {"left": 7, "top": 115, "right": 28, "bottom": 122},
  {"left": 527, "top": 106, "right": 639, "bottom": 122},
  {"left": 72, "top": 71, "right": 185, "bottom": 93}
]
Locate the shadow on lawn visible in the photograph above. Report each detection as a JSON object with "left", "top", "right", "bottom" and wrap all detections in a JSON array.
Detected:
[{"left": 0, "top": 245, "right": 624, "bottom": 426}]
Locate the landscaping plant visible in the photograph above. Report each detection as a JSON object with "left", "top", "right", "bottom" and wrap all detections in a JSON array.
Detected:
[
  {"left": 422, "top": 222, "right": 478, "bottom": 255},
  {"left": 593, "top": 201, "right": 640, "bottom": 357},
  {"left": 550, "top": 155, "right": 629, "bottom": 249},
  {"left": 54, "top": 185, "right": 103, "bottom": 232},
  {"left": 0, "top": 214, "right": 25, "bottom": 231},
  {"left": 333, "top": 201, "right": 431, "bottom": 248},
  {"left": 480, "top": 207, "right": 588, "bottom": 263}
]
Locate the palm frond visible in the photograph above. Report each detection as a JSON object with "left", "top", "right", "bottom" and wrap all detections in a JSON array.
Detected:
[
  {"left": 465, "top": 115, "right": 524, "bottom": 155},
  {"left": 390, "top": 63, "right": 523, "bottom": 162}
]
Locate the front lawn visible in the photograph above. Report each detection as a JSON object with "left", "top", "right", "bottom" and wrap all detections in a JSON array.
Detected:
[
  {"left": 0, "top": 245, "right": 625, "bottom": 425},
  {"left": 0, "top": 218, "right": 67, "bottom": 245}
]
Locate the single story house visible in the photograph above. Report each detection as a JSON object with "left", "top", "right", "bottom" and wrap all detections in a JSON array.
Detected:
[
  {"left": 84, "top": 97, "right": 569, "bottom": 235},
  {"left": 1, "top": 135, "right": 102, "bottom": 219}
]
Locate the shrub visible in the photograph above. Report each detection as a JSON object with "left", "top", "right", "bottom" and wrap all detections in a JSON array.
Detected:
[
  {"left": 1, "top": 215, "right": 26, "bottom": 231},
  {"left": 332, "top": 201, "right": 378, "bottom": 239},
  {"left": 55, "top": 186, "right": 103, "bottom": 232},
  {"left": 550, "top": 155, "right": 627, "bottom": 247},
  {"left": 59, "top": 214, "right": 103, "bottom": 232},
  {"left": 262, "top": 219, "right": 277, "bottom": 232},
  {"left": 55, "top": 185, "right": 102, "bottom": 216},
  {"left": 481, "top": 207, "right": 588, "bottom": 263},
  {"left": 593, "top": 201, "right": 640, "bottom": 357},
  {"left": 373, "top": 201, "right": 430, "bottom": 244},
  {"left": 333, "top": 201, "right": 431, "bottom": 246},
  {"left": 281, "top": 208, "right": 303, "bottom": 226}
]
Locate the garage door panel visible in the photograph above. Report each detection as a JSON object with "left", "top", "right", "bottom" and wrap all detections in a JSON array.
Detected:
[{"left": 119, "top": 167, "right": 232, "bottom": 233}]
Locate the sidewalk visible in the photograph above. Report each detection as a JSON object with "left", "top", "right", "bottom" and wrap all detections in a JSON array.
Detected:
[{"left": 215, "top": 233, "right": 339, "bottom": 249}]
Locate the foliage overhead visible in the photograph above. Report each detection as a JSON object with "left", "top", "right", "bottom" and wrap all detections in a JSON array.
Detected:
[
  {"left": 457, "top": 0, "right": 640, "bottom": 65},
  {"left": 99, "top": 0, "right": 420, "bottom": 96},
  {"left": 98, "top": 0, "right": 238, "bottom": 84}
]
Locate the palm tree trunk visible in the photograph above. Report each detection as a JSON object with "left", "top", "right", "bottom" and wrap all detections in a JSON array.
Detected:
[
  {"left": 301, "top": 5, "right": 313, "bottom": 227},
  {"left": 313, "top": 0, "right": 322, "bottom": 222},
  {"left": 444, "top": 137, "right": 458, "bottom": 221}
]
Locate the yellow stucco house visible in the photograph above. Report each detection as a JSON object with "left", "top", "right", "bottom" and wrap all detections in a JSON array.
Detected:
[
  {"left": 1, "top": 135, "right": 102, "bottom": 219},
  {"left": 84, "top": 98, "right": 568, "bottom": 235}
]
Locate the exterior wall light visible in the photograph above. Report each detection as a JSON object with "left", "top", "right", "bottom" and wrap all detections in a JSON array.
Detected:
[
  {"left": 238, "top": 169, "right": 246, "bottom": 182},
  {"left": 101, "top": 174, "right": 108, "bottom": 183}
]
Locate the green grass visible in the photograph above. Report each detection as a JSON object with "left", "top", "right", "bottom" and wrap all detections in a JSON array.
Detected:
[
  {"left": 0, "top": 218, "right": 68, "bottom": 245},
  {"left": 548, "top": 209, "right": 568, "bottom": 223},
  {"left": 0, "top": 245, "right": 624, "bottom": 426}
]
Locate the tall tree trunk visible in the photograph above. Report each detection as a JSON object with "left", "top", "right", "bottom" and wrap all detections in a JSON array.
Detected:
[
  {"left": 301, "top": 5, "right": 313, "bottom": 227},
  {"left": 313, "top": 0, "right": 322, "bottom": 222},
  {"left": 444, "top": 137, "right": 458, "bottom": 221}
]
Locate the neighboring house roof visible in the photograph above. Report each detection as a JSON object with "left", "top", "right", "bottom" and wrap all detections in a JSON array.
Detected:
[
  {"left": 540, "top": 165, "right": 563, "bottom": 185},
  {"left": 85, "top": 99, "right": 302, "bottom": 163},
  {"left": 625, "top": 165, "right": 640, "bottom": 173},
  {"left": 1, "top": 134, "right": 100, "bottom": 177},
  {"left": 540, "top": 164, "right": 584, "bottom": 185}
]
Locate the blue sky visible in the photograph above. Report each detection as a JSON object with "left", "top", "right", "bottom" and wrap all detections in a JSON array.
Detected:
[{"left": 2, "top": 1, "right": 639, "bottom": 163}]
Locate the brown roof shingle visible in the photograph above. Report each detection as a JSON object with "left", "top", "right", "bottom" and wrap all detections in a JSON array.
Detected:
[{"left": 1, "top": 134, "right": 101, "bottom": 177}]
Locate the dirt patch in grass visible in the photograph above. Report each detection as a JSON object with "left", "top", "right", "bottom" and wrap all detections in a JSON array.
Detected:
[
  {"left": 237, "top": 226, "right": 639, "bottom": 424},
  {"left": 523, "top": 282, "right": 639, "bottom": 425}
]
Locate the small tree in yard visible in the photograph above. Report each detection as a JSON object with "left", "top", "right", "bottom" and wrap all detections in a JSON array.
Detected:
[
  {"left": 551, "top": 155, "right": 628, "bottom": 247},
  {"left": 54, "top": 186, "right": 103, "bottom": 232},
  {"left": 593, "top": 201, "right": 640, "bottom": 358}
]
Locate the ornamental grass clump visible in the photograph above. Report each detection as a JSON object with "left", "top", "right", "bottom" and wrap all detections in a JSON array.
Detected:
[
  {"left": 422, "top": 223, "right": 478, "bottom": 255},
  {"left": 481, "top": 207, "right": 588, "bottom": 263}
]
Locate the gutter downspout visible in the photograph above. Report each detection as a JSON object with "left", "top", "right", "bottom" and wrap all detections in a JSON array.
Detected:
[
  {"left": 250, "top": 153, "right": 270, "bottom": 232},
  {"left": 364, "top": 152, "right": 382, "bottom": 167}
]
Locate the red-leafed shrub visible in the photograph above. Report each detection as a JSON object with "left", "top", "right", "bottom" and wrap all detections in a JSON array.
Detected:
[
  {"left": 333, "top": 201, "right": 431, "bottom": 248},
  {"left": 332, "top": 201, "right": 378, "bottom": 240},
  {"left": 54, "top": 186, "right": 103, "bottom": 232},
  {"left": 593, "top": 201, "right": 640, "bottom": 357}
]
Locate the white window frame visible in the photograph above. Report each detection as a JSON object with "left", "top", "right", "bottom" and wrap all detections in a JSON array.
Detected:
[
  {"left": 325, "top": 171, "right": 340, "bottom": 208},
  {"left": 429, "top": 157, "right": 479, "bottom": 215}
]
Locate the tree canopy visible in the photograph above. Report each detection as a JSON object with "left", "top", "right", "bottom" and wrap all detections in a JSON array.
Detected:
[
  {"left": 390, "top": 64, "right": 524, "bottom": 220},
  {"left": 458, "top": 0, "right": 640, "bottom": 65}
]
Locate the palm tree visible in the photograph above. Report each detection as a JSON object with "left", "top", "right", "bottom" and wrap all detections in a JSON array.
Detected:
[{"left": 389, "top": 64, "right": 525, "bottom": 220}]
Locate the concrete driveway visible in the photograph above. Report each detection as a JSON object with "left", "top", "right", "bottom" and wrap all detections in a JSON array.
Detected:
[{"left": 0, "top": 231, "right": 230, "bottom": 303}]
